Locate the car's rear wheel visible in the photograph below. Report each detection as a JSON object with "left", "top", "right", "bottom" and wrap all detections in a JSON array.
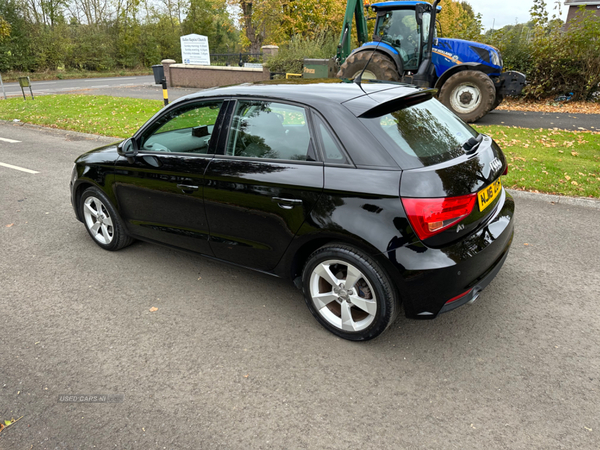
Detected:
[
  {"left": 80, "top": 187, "right": 133, "bottom": 251},
  {"left": 302, "top": 244, "right": 400, "bottom": 341}
]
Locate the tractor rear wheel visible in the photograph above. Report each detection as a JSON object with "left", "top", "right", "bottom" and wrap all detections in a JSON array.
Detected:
[
  {"left": 491, "top": 93, "right": 504, "bottom": 111},
  {"left": 337, "top": 51, "right": 401, "bottom": 82},
  {"left": 439, "top": 70, "right": 496, "bottom": 123}
]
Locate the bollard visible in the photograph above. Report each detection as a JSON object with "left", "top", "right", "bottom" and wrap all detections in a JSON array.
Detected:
[{"left": 152, "top": 65, "right": 169, "bottom": 106}]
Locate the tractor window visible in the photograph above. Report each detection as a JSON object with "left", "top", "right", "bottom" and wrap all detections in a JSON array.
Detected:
[
  {"left": 421, "top": 12, "right": 436, "bottom": 59},
  {"left": 376, "top": 10, "right": 420, "bottom": 71}
]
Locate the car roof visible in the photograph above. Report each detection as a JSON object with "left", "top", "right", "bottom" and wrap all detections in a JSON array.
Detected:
[{"left": 177, "top": 81, "right": 423, "bottom": 116}]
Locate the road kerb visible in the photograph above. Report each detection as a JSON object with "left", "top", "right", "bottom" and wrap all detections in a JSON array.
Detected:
[{"left": 508, "top": 189, "right": 600, "bottom": 210}]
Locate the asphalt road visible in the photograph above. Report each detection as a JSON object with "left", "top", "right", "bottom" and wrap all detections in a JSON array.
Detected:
[
  {"left": 0, "top": 75, "right": 155, "bottom": 98},
  {"left": 1, "top": 122, "right": 599, "bottom": 449},
  {"left": 477, "top": 109, "right": 599, "bottom": 132}
]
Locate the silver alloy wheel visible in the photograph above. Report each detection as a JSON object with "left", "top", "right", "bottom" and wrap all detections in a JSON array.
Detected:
[
  {"left": 309, "top": 259, "right": 377, "bottom": 332},
  {"left": 83, "top": 196, "right": 114, "bottom": 245},
  {"left": 450, "top": 82, "right": 482, "bottom": 114}
]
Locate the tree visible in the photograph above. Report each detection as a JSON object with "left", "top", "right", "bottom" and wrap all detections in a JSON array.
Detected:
[
  {"left": 233, "top": 0, "right": 282, "bottom": 53},
  {"left": 281, "top": 0, "right": 346, "bottom": 39},
  {"left": 427, "top": 0, "right": 482, "bottom": 40},
  {"left": 0, "top": 16, "right": 11, "bottom": 40}
]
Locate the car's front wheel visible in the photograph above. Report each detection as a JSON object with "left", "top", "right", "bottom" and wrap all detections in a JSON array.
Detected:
[
  {"left": 80, "top": 186, "right": 133, "bottom": 251},
  {"left": 302, "top": 244, "right": 400, "bottom": 341}
]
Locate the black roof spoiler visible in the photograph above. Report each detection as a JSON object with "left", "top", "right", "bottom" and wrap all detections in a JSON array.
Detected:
[{"left": 342, "top": 87, "right": 437, "bottom": 118}]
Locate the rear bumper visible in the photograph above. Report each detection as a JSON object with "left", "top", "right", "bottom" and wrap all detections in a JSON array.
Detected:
[
  {"left": 438, "top": 247, "right": 509, "bottom": 314},
  {"left": 384, "top": 189, "right": 514, "bottom": 319}
]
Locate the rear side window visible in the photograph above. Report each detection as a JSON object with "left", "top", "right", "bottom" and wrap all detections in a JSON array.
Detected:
[
  {"left": 360, "top": 99, "right": 477, "bottom": 169},
  {"left": 312, "top": 114, "right": 348, "bottom": 164}
]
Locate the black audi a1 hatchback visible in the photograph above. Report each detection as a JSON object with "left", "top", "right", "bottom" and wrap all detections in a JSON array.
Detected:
[{"left": 70, "top": 81, "right": 514, "bottom": 341}]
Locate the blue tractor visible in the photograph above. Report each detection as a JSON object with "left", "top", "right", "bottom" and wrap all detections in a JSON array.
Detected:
[{"left": 336, "top": 0, "right": 526, "bottom": 122}]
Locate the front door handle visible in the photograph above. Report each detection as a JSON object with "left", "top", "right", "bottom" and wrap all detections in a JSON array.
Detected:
[
  {"left": 177, "top": 184, "right": 199, "bottom": 193},
  {"left": 272, "top": 197, "right": 303, "bottom": 210}
]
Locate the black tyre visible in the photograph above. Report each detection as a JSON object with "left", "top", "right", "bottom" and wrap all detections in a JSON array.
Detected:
[
  {"left": 302, "top": 243, "right": 400, "bottom": 341},
  {"left": 490, "top": 93, "right": 504, "bottom": 111},
  {"left": 80, "top": 186, "right": 134, "bottom": 251},
  {"left": 337, "top": 51, "right": 401, "bottom": 82},
  {"left": 439, "top": 70, "right": 496, "bottom": 123}
]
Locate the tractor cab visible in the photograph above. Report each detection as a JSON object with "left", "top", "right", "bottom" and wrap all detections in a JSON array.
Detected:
[
  {"left": 371, "top": 1, "right": 439, "bottom": 72},
  {"left": 336, "top": 0, "right": 526, "bottom": 122}
]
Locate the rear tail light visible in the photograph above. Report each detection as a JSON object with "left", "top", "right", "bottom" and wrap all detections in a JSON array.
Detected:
[
  {"left": 402, "top": 193, "right": 477, "bottom": 240},
  {"left": 502, "top": 165, "right": 508, "bottom": 176}
]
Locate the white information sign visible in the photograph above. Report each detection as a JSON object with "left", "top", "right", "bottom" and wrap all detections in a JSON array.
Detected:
[{"left": 180, "top": 34, "right": 210, "bottom": 65}]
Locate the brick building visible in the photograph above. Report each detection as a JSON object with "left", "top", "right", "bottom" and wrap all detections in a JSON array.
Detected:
[{"left": 564, "top": 0, "right": 600, "bottom": 24}]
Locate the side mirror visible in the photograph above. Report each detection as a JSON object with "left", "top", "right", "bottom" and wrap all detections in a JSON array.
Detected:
[{"left": 117, "top": 138, "right": 138, "bottom": 164}]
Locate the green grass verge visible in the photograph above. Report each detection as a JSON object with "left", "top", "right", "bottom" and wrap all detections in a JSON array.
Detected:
[
  {"left": 474, "top": 125, "right": 600, "bottom": 198},
  {"left": 0, "top": 95, "right": 162, "bottom": 137},
  {"left": 0, "top": 94, "right": 598, "bottom": 198}
]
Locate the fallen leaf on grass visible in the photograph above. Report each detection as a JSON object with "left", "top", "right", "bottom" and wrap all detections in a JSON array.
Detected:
[{"left": 149, "top": 307, "right": 158, "bottom": 312}]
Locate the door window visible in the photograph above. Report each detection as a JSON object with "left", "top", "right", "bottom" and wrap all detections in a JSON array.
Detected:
[
  {"left": 139, "top": 100, "right": 224, "bottom": 154},
  {"left": 226, "top": 101, "right": 315, "bottom": 161}
]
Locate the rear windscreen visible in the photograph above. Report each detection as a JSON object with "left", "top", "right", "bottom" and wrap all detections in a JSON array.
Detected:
[{"left": 359, "top": 99, "right": 477, "bottom": 169}]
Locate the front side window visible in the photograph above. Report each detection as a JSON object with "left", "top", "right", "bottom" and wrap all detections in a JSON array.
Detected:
[
  {"left": 226, "top": 100, "right": 314, "bottom": 161},
  {"left": 140, "top": 100, "right": 224, "bottom": 154}
]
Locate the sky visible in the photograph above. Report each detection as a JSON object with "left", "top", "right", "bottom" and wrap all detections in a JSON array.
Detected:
[{"left": 465, "top": 0, "right": 569, "bottom": 30}]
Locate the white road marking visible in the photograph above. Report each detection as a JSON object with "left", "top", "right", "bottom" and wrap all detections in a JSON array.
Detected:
[
  {"left": 91, "top": 85, "right": 109, "bottom": 88},
  {"left": 0, "top": 162, "right": 39, "bottom": 174},
  {"left": 0, "top": 137, "right": 21, "bottom": 143}
]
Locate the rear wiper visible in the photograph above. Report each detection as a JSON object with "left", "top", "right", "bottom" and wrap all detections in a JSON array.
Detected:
[{"left": 462, "top": 134, "right": 484, "bottom": 155}]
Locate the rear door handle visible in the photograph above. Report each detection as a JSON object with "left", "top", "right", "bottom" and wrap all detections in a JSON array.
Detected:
[
  {"left": 177, "top": 184, "right": 199, "bottom": 193},
  {"left": 272, "top": 197, "right": 303, "bottom": 209}
]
